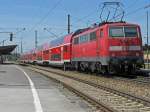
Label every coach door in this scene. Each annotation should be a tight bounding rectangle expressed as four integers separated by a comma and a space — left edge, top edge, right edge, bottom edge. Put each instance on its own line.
63, 45, 71, 62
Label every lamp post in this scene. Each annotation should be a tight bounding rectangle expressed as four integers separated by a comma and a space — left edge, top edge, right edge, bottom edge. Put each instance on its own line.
15, 28, 26, 54
0, 39, 7, 46
21, 37, 23, 53
144, 5, 150, 69
35, 30, 38, 48
146, 11, 149, 69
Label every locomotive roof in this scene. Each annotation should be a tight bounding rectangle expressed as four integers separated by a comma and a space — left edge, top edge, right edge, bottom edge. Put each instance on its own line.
73, 22, 114, 36
107, 21, 139, 26
73, 21, 139, 37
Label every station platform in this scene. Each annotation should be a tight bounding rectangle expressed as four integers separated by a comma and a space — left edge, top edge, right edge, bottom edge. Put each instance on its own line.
0, 64, 91, 112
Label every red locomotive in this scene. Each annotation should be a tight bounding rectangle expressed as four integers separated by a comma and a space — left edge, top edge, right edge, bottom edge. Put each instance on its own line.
20, 22, 144, 74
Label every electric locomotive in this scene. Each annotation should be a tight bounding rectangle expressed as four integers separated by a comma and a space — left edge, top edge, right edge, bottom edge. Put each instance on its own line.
71, 22, 144, 74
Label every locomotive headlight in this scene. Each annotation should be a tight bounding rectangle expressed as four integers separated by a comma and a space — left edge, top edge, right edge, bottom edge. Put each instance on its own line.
136, 52, 140, 56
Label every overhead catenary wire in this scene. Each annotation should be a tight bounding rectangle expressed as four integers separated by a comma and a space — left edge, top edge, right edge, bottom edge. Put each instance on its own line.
125, 0, 139, 9
23, 1, 150, 53
60, 0, 102, 29
28, 0, 63, 32
109, 4, 150, 21
73, 1, 148, 27
21, 0, 63, 50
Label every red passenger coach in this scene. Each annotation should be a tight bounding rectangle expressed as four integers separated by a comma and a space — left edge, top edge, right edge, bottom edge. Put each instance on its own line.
20, 53, 29, 63
36, 46, 43, 64
25, 52, 32, 63
42, 43, 50, 65
31, 49, 37, 63
42, 49, 50, 64
43, 34, 72, 67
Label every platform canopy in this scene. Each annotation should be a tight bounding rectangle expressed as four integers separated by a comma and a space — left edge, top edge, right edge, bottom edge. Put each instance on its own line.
0, 45, 17, 55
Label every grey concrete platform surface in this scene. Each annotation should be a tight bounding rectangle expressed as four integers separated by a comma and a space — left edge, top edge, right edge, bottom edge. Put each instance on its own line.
0, 64, 92, 112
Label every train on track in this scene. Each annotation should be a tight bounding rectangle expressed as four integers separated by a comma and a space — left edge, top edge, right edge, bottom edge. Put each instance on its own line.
20, 21, 144, 75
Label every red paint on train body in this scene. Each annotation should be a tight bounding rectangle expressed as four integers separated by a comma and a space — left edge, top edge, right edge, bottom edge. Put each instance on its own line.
20, 22, 144, 74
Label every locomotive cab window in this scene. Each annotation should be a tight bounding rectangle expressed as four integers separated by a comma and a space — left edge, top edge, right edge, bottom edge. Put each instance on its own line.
124, 27, 137, 37
109, 27, 124, 37
109, 26, 138, 38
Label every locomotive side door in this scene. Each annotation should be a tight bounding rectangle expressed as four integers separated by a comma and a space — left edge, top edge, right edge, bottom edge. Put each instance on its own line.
96, 28, 104, 57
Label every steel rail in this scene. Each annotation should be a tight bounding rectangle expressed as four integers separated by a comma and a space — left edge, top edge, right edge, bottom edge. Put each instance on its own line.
18, 63, 150, 111
28, 65, 117, 112
29, 65, 150, 106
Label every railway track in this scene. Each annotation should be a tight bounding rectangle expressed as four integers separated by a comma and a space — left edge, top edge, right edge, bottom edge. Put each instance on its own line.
21, 64, 150, 112
114, 76, 150, 85
131, 76, 150, 84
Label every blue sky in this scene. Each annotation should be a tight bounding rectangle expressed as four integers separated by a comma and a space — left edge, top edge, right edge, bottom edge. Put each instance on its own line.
0, 0, 149, 52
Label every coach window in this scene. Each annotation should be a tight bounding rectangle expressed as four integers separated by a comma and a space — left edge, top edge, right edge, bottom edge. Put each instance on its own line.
46, 50, 49, 54
33, 53, 36, 56
73, 37, 79, 44
90, 32, 96, 41
44, 50, 49, 54
51, 54, 61, 60
37, 57, 42, 60
100, 29, 103, 37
